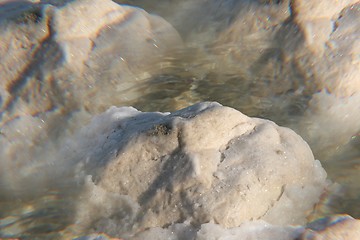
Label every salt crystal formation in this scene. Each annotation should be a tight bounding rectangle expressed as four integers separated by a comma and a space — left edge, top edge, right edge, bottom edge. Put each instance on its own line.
0, 0, 182, 122
206, 0, 360, 98
0, 0, 181, 193
156, 0, 360, 162
1, 0, 360, 239
292, 0, 360, 97
74, 102, 327, 235
291, 1, 360, 159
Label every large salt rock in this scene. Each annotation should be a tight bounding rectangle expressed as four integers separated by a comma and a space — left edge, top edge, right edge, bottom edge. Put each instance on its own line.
52, 0, 181, 76
0, 0, 182, 192
200, 1, 360, 158
317, 3, 360, 97
74, 102, 327, 235
0, 0, 182, 123
206, 0, 359, 99
291, 0, 358, 54
292, 1, 360, 97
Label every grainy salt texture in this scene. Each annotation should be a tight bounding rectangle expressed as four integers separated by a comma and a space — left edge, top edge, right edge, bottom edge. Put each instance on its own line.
0, 0, 181, 198
69, 102, 327, 236
0, 0, 182, 124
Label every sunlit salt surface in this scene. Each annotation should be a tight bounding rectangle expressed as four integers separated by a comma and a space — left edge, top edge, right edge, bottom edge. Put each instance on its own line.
0, 0, 360, 239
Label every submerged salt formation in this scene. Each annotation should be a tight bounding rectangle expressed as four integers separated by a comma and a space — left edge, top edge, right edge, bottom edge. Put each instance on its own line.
72, 102, 327, 236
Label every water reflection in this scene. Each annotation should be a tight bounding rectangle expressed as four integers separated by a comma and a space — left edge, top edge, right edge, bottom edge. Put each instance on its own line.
0, 192, 74, 239
130, 45, 312, 126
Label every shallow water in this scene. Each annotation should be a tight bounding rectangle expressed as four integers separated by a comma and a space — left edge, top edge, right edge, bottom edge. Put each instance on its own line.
119, 45, 360, 219
0, 0, 360, 239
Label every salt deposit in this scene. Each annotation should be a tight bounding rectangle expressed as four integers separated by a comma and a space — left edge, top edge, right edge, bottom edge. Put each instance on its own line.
1, 0, 360, 239
0, 0, 181, 195
131, 0, 360, 171
71, 102, 327, 236
0, 0, 182, 124
292, 1, 360, 97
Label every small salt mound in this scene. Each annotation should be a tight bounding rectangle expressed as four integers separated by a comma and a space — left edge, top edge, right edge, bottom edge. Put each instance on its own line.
73, 102, 327, 236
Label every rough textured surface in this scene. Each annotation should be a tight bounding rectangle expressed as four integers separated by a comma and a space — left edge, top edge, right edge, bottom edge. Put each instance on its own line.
210, 1, 360, 98
0, 0, 182, 124
0, 1, 359, 239
0, 0, 182, 193
73, 102, 327, 235
291, 0, 358, 51
292, 1, 360, 97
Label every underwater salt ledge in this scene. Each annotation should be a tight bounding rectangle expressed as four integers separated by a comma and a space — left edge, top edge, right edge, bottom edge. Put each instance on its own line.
70, 102, 327, 238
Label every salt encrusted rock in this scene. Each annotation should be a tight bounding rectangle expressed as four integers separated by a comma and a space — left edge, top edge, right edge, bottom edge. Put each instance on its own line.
75, 102, 327, 234
52, 0, 182, 74
207, 0, 360, 99
317, 3, 360, 97
0, 0, 182, 203
291, 1, 360, 97
291, 0, 358, 53
0, 0, 182, 123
